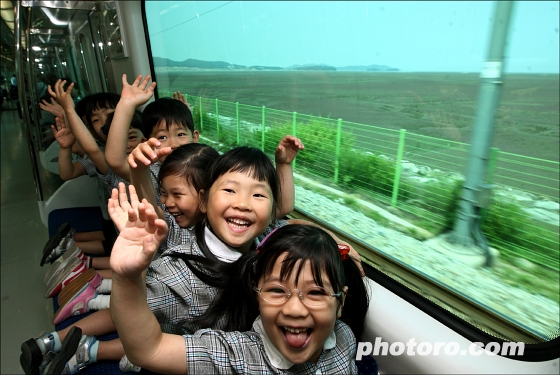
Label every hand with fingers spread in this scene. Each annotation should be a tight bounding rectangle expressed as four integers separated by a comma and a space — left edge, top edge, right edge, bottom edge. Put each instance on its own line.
127, 138, 172, 169
110, 199, 168, 279
120, 74, 157, 107
48, 79, 75, 112
172, 91, 190, 110
39, 98, 65, 118
275, 135, 305, 165
109, 182, 142, 232
51, 116, 76, 149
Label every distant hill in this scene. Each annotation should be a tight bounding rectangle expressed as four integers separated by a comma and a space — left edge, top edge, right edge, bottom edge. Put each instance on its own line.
248, 65, 284, 70
153, 57, 245, 69
287, 63, 337, 71
153, 58, 398, 72
338, 64, 399, 72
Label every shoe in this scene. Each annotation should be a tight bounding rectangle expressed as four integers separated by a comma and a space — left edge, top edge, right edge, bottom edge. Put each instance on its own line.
41, 223, 71, 266
119, 355, 141, 373
20, 332, 55, 375
57, 271, 101, 310
44, 262, 88, 299
44, 334, 97, 375
53, 276, 99, 324
20, 327, 81, 375
43, 247, 84, 285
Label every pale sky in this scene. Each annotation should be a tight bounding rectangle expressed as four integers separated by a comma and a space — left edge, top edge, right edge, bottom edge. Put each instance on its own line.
145, 1, 559, 73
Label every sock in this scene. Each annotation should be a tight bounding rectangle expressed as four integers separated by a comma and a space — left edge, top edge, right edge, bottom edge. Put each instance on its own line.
35, 331, 62, 353
64, 237, 75, 250
88, 339, 99, 363
87, 295, 111, 311
96, 279, 112, 293
80, 255, 92, 269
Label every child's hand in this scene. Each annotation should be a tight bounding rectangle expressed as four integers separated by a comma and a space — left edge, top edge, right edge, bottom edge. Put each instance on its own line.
120, 74, 156, 107
127, 138, 172, 169
51, 116, 75, 149
173, 91, 190, 110
109, 182, 142, 231
275, 135, 305, 165
110, 198, 168, 279
39, 98, 65, 118
48, 80, 75, 112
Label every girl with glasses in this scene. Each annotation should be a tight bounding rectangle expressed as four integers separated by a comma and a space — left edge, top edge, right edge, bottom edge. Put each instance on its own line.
106, 210, 369, 374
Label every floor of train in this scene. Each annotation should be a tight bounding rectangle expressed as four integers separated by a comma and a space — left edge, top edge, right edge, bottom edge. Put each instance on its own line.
1, 103, 62, 374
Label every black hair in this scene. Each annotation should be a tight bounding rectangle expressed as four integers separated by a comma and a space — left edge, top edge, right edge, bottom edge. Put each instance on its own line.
101, 110, 144, 138
141, 98, 195, 138
158, 144, 220, 224
195, 146, 279, 260
166, 146, 280, 288
84, 92, 120, 128
193, 224, 370, 341
75, 95, 92, 120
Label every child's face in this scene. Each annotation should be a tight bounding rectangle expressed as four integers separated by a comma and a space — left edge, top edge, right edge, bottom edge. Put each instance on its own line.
90, 107, 114, 141
256, 253, 342, 364
160, 175, 200, 228
201, 170, 273, 252
127, 128, 145, 154
150, 120, 199, 161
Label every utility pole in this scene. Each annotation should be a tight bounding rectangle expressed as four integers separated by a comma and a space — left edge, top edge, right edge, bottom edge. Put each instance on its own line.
447, 1, 515, 267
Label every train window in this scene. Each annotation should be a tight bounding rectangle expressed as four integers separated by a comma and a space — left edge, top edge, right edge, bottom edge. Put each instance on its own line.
143, 1, 559, 345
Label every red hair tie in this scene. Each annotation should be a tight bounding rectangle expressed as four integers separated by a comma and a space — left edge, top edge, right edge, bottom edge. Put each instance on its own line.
338, 244, 350, 260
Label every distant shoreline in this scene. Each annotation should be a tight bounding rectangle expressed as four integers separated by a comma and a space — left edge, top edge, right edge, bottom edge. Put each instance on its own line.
154, 67, 558, 75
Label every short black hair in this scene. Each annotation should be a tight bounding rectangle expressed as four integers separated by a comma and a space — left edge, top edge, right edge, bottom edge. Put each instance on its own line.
101, 110, 144, 138
84, 93, 120, 128
141, 98, 195, 138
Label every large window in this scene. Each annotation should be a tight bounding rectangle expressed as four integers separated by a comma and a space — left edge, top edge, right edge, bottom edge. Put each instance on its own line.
145, 1, 559, 343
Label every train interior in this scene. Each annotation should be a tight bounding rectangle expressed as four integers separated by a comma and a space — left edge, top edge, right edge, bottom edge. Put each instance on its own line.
1, 1, 559, 374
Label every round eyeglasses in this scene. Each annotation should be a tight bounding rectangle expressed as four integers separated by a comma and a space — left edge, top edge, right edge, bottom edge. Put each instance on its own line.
253, 283, 342, 307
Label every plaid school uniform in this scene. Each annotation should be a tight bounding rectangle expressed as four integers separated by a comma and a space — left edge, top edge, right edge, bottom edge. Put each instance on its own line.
184, 318, 358, 375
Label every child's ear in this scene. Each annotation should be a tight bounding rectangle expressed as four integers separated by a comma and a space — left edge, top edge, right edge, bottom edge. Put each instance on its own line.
198, 190, 206, 213
337, 286, 349, 318
192, 130, 200, 143
141, 137, 147, 143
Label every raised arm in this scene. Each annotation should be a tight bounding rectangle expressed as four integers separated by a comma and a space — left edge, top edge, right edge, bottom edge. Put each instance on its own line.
172, 91, 191, 110
108, 182, 141, 232
105, 74, 156, 181
127, 138, 172, 219
274, 135, 305, 218
49, 80, 108, 175
109, 201, 186, 374
51, 116, 87, 180
39, 97, 65, 118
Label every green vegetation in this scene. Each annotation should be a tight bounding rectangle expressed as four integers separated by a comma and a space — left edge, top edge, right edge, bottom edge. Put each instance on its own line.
190, 99, 558, 273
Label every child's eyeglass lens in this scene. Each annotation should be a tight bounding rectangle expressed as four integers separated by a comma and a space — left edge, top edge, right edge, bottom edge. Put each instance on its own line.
253, 283, 341, 307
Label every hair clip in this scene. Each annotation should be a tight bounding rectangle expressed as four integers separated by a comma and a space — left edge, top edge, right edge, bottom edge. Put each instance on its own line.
256, 227, 281, 253
338, 244, 350, 260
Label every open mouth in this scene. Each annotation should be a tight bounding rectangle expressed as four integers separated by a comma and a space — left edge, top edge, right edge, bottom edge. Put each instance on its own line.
170, 212, 184, 221
281, 326, 312, 348
226, 217, 251, 230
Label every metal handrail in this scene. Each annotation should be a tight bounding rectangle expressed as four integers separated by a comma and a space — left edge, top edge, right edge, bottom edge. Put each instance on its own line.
15, 1, 44, 201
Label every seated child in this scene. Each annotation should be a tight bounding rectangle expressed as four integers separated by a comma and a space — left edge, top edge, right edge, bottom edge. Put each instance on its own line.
102, 212, 369, 374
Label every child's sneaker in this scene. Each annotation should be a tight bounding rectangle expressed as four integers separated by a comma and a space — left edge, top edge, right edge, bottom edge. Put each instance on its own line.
57, 271, 101, 312
20, 327, 82, 375
53, 274, 100, 324
43, 247, 85, 285
44, 262, 89, 299
41, 223, 71, 266
44, 334, 97, 375
119, 355, 141, 373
